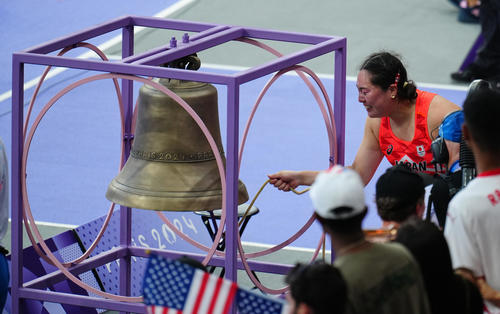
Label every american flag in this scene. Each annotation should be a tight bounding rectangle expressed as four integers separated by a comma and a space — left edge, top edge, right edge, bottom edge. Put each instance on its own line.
142, 255, 289, 314
143, 255, 237, 314
236, 288, 289, 314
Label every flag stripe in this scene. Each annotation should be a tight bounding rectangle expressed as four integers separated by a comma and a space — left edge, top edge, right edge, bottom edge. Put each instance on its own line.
222, 283, 238, 314
208, 277, 224, 313
192, 271, 210, 314
213, 278, 236, 314
146, 306, 182, 314
183, 270, 204, 314
198, 273, 218, 313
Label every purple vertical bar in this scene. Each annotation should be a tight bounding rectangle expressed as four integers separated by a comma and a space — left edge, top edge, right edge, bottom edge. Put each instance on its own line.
225, 81, 239, 314
119, 24, 134, 306
332, 41, 347, 263
333, 42, 346, 166
11, 56, 24, 314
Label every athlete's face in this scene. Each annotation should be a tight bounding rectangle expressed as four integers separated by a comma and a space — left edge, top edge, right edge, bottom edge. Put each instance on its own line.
357, 70, 393, 118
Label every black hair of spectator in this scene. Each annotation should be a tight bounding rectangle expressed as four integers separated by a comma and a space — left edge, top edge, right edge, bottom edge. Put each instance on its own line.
360, 51, 417, 101
177, 256, 207, 272
315, 208, 367, 235
375, 165, 425, 222
285, 261, 347, 314
463, 80, 500, 154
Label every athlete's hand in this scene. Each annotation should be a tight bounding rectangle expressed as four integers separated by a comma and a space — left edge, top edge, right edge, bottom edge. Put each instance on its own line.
267, 171, 303, 192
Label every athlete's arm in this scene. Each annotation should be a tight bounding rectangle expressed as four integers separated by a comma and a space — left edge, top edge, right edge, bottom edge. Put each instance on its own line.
351, 117, 384, 185
269, 118, 383, 190
428, 95, 462, 168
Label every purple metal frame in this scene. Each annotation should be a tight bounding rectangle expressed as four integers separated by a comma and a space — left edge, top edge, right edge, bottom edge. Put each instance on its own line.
11, 15, 346, 313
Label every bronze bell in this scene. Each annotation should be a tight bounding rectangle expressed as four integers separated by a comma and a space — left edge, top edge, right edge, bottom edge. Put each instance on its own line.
106, 60, 249, 211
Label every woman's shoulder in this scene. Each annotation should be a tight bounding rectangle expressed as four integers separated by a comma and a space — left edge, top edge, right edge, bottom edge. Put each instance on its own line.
366, 117, 382, 137
427, 94, 461, 135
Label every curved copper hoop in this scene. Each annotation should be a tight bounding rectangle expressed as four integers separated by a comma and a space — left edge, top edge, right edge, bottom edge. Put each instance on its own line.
22, 73, 227, 302
21, 39, 339, 298
154, 64, 334, 261
22, 43, 123, 267
151, 39, 338, 294
235, 64, 334, 293
234, 39, 337, 293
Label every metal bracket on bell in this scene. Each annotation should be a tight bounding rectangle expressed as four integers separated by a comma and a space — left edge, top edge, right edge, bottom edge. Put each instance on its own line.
167, 54, 201, 71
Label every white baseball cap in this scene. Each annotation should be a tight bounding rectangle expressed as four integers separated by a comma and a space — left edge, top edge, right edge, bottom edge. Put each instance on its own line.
309, 165, 366, 219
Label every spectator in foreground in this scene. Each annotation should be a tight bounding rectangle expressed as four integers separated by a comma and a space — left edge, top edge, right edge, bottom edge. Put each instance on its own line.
444, 79, 500, 313
309, 165, 430, 314
396, 219, 484, 314
285, 261, 347, 314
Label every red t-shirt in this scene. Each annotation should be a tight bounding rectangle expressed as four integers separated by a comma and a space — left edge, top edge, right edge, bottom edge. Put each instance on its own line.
379, 90, 446, 175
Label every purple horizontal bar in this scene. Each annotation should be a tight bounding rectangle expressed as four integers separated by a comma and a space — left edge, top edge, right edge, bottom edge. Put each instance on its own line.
128, 247, 293, 275
236, 37, 346, 84
19, 288, 146, 313
14, 52, 234, 84
190, 25, 232, 41
122, 25, 231, 64
121, 46, 170, 64
134, 27, 245, 66
24, 247, 126, 290
130, 16, 218, 31
24, 16, 131, 54
243, 28, 335, 45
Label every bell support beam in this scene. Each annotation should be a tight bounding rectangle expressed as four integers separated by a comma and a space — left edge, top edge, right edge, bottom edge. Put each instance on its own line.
122, 25, 232, 64
23, 16, 133, 55
334, 45, 347, 167
12, 52, 235, 85
11, 16, 346, 313
130, 15, 219, 31
242, 28, 336, 45
235, 37, 346, 85
11, 55, 24, 314
225, 80, 240, 287
119, 23, 135, 305
23, 16, 220, 55
131, 27, 246, 66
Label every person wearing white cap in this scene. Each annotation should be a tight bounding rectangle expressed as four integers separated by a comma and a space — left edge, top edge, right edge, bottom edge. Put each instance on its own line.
310, 165, 430, 314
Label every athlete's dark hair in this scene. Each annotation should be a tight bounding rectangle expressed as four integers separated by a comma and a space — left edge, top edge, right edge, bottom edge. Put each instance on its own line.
286, 261, 347, 314
360, 51, 417, 101
463, 80, 500, 154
